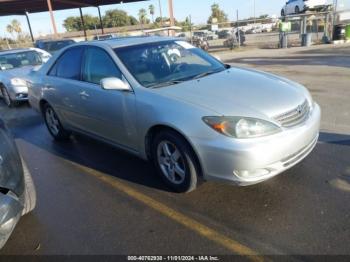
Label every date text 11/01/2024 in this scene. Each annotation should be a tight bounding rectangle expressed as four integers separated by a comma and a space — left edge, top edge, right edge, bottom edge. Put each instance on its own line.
127, 256, 220, 261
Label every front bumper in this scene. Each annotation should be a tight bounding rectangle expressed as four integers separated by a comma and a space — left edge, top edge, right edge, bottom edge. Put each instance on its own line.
191, 103, 321, 186
8, 85, 29, 102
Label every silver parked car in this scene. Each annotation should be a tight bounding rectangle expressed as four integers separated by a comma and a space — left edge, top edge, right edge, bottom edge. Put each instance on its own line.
0, 118, 36, 248
0, 48, 47, 107
28, 37, 321, 192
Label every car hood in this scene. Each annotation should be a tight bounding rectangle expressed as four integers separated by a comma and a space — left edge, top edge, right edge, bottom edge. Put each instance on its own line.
0, 66, 38, 80
157, 67, 311, 120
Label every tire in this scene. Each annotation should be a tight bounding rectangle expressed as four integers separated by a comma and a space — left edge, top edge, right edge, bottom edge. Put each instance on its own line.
151, 130, 200, 193
281, 9, 285, 17
1, 86, 14, 107
43, 103, 71, 141
21, 159, 36, 215
295, 6, 300, 14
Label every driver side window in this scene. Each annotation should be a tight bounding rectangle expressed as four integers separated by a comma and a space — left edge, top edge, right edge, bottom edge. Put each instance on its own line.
82, 47, 122, 85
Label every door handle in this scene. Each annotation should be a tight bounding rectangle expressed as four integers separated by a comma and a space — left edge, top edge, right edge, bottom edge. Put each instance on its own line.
79, 91, 90, 98
44, 84, 53, 90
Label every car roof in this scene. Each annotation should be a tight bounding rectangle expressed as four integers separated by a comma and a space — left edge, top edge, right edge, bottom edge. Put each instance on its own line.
0, 48, 34, 55
37, 39, 74, 43
79, 36, 179, 49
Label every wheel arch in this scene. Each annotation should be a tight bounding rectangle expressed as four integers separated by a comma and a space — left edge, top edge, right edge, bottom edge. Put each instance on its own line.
39, 99, 49, 115
145, 124, 204, 178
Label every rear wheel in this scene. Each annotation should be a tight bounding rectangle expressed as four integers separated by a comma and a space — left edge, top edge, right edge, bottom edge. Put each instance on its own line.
43, 104, 71, 141
151, 130, 199, 193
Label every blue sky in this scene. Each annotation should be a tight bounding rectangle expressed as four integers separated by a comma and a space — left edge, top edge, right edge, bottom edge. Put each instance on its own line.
0, 0, 296, 37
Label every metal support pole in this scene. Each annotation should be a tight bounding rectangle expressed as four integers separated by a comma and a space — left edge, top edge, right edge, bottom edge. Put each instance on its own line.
189, 15, 193, 44
303, 16, 307, 34
47, 0, 58, 38
332, 0, 338, 40
79, 8, 87, 41
158, 0, 163, 27
253, 0, 256, 25
97, 6, 104, 35
168, 0, 175, 36
25, 11, 34, 43
237, 10, 240, 47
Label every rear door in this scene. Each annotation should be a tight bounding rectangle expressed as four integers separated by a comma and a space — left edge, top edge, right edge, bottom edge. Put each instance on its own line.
44, 46, 87, 130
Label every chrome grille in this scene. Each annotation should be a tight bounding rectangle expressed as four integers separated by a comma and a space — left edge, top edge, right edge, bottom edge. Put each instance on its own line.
274, 100, 310, 128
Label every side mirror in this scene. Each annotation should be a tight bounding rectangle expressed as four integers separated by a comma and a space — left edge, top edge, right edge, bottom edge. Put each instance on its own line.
101, 77, 131, 91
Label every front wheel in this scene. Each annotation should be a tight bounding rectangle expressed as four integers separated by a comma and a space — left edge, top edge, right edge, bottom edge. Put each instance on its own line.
295, 6, 300, 14
281, 9, 285, 17
1, 86, 14, 107
43, 104, 71, 141
21, 159, 36, 215
151, 131, 200, 193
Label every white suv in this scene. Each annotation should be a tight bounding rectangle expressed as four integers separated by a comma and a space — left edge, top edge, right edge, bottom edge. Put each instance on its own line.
281, 0, 327, 16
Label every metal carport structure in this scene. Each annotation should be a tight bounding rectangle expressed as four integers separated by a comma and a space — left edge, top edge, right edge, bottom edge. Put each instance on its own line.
0, 0, 150, 42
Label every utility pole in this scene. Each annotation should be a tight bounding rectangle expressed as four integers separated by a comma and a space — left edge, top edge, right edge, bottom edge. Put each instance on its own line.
158, 0, 163, 27
47, 0, 58, 38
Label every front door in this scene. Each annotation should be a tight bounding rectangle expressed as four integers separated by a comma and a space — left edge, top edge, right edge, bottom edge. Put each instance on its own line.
77, 46, 137, 150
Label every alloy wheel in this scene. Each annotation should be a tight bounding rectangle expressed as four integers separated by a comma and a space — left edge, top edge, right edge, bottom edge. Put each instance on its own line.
157, 140, 186, 185
45, 107, 60, 136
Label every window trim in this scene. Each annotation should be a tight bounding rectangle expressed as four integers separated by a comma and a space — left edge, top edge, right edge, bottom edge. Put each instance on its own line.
81, 46, 123, 86
47, 46, 85, 81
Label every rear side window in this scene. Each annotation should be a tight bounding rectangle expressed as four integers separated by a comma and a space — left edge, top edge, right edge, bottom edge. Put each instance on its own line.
49, 47, 83, 80
82, 47, 122, 85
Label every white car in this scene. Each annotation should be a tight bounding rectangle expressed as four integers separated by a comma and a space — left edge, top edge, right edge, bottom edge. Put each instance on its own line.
281, 0, 327, 16
30, 48, 52, 63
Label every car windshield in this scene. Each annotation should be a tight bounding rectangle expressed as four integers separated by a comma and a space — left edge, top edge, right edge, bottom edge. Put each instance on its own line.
114, 41, 226, 88
0, 51, 42, 70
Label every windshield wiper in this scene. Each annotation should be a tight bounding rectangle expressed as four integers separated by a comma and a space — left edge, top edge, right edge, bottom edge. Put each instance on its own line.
192, 68, 226, 80
149, 80, 184, 89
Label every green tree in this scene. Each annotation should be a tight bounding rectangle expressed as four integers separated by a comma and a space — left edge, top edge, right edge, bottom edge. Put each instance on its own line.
138, 8, 148, 25
63, 15, 100, 31
149, 4, 155, 23
103, 9, 137, 28
207, 3, 228, 24
129, 16, 139, 25
177, 17, 192, 32
259, 14, 269, 19
155, 17, 168, 23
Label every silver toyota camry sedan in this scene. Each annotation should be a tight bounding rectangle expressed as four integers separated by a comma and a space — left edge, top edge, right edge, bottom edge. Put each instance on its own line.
28, 37, 321, 192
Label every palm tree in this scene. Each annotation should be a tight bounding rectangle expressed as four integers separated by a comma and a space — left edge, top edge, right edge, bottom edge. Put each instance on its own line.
149, 4, 155, 23
6, 19, 22, 39
138, 8, 147, 26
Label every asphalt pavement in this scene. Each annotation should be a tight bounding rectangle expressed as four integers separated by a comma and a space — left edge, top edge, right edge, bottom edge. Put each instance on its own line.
0, 44, 349, 257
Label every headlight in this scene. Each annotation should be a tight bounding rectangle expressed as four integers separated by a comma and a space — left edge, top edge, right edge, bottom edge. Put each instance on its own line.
203, 116, 281, 139
10, 78, 27, 86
